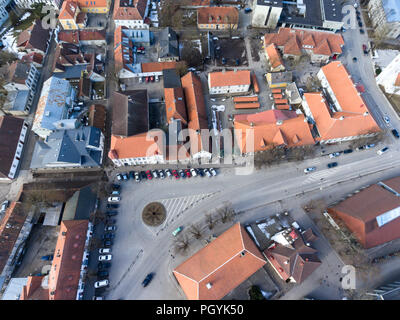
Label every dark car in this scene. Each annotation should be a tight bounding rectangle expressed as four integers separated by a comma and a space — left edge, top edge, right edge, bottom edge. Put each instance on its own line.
98, 262, 111, 269
362, 44, 368, 54
327, 162, 338, 168
97, 270, 109, 278
129, 171, 135, 179
352, 57, 357, 62
106, 211, 118, 216
244, 7, 252, 13
197, 168, 205, 177
142, 273, 154, 287
103, 239, 113, 247
358, 21, 363, 27
360, 29, 365, 34
140, 171, 147, 180
179, 169, 186, 178
392, 129, 400, 139
102, 233, 115, 240
41, 254, 54, 261
106, 203, 119, 209
343, 149, 353, 154
105, 219, 116, 225
112, 184, 121, 191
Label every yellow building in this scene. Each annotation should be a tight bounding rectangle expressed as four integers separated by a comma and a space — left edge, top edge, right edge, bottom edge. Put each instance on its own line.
59, 1, 81, 30
197, 7, 238, 30
266, 72, 293, 88
76, 0, 111, 13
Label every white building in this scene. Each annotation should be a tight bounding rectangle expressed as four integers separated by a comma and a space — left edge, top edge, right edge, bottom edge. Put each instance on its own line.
113, 0, 149, 29
208, 70, 251, 95
252, 0, 283, 29
368, 0, 400, 39
12, 0, 62, 9
376, 53, 400, 95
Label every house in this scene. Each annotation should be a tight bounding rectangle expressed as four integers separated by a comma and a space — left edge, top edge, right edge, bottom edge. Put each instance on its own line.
59, 0, 87, 30
20, 220, 93, 300
30, 126, 104, 169
234, 109, 315, 154
173, 223, 266, 300
180, 0, 210, 8
376, 53, 400, 95
302, 62, 381, 144
32, 77, 76, 139
88, 104, 106, 133
368, 0, 400, 39
264, 227, 321, 283
208, 70, 251, 95
20, 52, 44, 68
0, 116, 29, 180
285, 82, 302, 105
165, 87, 187, 126
265, 44, 285, 72
57, 30, 106, 46
197, 7, 239, 30
113, 0, 149, 29
266, 71, 293, 88
252, 0, 283, 29
264, 28, 344, 63
17, 19, 51, 56
108, 90, 165, 166
1, 278, 29, 300
0, 0, 10, 30
328, 176, 400, 248
158, 27, 179, 62
73, 0, 111, 13
13, 0, 62, 9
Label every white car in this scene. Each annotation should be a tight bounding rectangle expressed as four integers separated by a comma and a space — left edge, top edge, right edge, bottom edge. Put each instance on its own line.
108, 196, 120, 203
209, 168, 217, 176
329, 152, 340, 158
377, 147, 389, 155
165, 169, 172, 177
104, 225, 117, 232
98, 254, 112, 261
99, 248, 111, 254
210, 98, 216, 102
204, 169, 212, 177
94, 279, 109, 288
384, 116, 390, 124
190, 168, 197, 177
304, 167, 316, 173
0, 200, 9, 213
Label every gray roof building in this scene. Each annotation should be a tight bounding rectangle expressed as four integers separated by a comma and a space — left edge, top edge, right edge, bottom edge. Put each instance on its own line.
62, 185, 97, 221
31, 126, 104, 169
158, 27, 179, 61
163, 68, 181, 88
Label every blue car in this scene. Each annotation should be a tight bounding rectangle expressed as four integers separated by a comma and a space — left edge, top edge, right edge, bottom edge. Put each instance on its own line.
41, 255, 54, 261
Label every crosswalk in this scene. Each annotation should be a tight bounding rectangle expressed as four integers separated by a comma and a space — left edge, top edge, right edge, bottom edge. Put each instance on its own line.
146, 192, 219, 236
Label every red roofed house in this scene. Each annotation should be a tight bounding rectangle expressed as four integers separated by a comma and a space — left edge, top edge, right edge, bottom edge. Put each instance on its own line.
208, 70, 251, 95
265, 44, 285, 72
264, 28, 344, 64
234, 109, 315, 154
302, 61, 381, 144
164, 87, 187, 126
173, 223, 266, 300
328, 176, 400, 249
113, 0, 149, 29
59, 0, 87, 30
74, 0, 111, 13
264, 227, 321, 283
197, 6, 239, 30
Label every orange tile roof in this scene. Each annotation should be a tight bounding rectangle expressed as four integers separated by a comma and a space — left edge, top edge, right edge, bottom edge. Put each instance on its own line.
275, 104, 290, 110
190, 0, 210, 6
59, 0, 78, 20
48, 220, 89, 300
252, 72, 260, 93
113, 0, 147, 21
264, 28, 344, 57
20, 276, 49, 300
173, 223, 265, 300
235, 102, 260, 109
209, 70, 251, 88
141, 61, 183, 73
165, 87, 188, 125
395, 73, 400, 87
272, 89, 282, 93
273, 94, 283, 99
275, 98, 288, 104
197, 7, 239, 25
75, 0, 109, 8
233, 96, 259, 103
234, 110, 315, 153
109, 130, 165, 160
265, 44, 284, 69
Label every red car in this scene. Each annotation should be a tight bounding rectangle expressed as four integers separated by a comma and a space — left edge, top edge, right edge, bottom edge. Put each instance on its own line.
145, 76, 149, 83
184, 169, 191, 178
172, 169, 179, 179
150, 76, 154, 82
145, 170, 153, 180
138, 46, 145, 51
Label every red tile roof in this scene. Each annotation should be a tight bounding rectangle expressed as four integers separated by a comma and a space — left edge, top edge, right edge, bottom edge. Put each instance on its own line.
209, 70, 251, 88
58, 30, 79, 44
20, 276, 49, 300
79, 29, 106, 41
265, 44, 285, 69
165, 87, 188, 125
59, 0, 78, 20
173, 223, 265, 300
233, 96, 259, 103
197, 7, 239, 25
235, 102, 260, 109
113, 0, 147, 21
252, 72, 260, 93
141, 61, 184, 73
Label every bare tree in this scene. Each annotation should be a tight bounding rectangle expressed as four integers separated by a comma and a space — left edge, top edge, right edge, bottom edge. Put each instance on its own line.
189, 224, 203, 239
205, 212, 216, 230
217, 201, 235, 224
173, 235, 190, 254
88, 238, 102, 251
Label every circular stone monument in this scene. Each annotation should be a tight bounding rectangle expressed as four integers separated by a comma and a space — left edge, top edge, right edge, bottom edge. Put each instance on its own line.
142, 202, 166, 227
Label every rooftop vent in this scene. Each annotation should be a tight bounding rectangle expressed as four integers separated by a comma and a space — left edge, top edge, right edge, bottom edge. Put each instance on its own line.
276, 120, 283, 125
240, 251, 246, 257
206, 283, 212, 289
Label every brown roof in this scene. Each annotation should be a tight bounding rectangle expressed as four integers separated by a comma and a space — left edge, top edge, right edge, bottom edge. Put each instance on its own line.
20, 276, 49, 300
328, 177, 400, 248
113, 0, 147, 21
165, 87, 188, 125
141, 61, 184, 73
189, 0, 210, 6
48, 220, 89, 300
209, 70, 251, 88
59, 0, 78, 20
20, 52, 44, 65
0, 202, 28, 273
234, 102, 260, 109
79, 29, 106, 41
57, 30, 79, 44
88, 104, 106, 132
265, 44, 285, 69
0, 116, 25, 179
197, 7, 239, 25
17, 20, 50, 54
173, 223, 265, 300
233, 96, 259, 103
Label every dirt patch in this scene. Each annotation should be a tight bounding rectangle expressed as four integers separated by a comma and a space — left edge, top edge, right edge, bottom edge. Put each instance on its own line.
214, 38, 248, 67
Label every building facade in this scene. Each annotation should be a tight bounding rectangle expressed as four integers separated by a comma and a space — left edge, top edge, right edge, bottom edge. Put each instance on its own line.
368, 0, 400, 39
376, 53, 400, 95
208, 70, 251, 95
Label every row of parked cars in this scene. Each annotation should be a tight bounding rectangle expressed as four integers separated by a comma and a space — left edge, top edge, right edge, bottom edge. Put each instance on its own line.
116, 168, 218, 182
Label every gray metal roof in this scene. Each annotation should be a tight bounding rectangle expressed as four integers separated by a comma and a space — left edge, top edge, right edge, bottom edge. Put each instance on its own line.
257, 0, 283, 7
159, 27, 179, 59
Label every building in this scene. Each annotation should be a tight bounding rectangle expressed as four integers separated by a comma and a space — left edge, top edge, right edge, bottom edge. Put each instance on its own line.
264, 227, 321, 283
208, 70, 251, 95
180, 0, 210, 8
0, 0, 10, 29
0, 116, 29, 180
73, 0, 111, 13
234, 109, 315, 154
265, 44, 285, 72
302, 61, 380, 144
264, 28, 344, 64
1, 278, 28, 300
113, 0, 149, 29
266, 71, 293, 88
20, 220, 93, 300
376, 53, 400, 95
30, 126, 104, 169
12, 0, 62, 9
253, 0, 343, 31
88, 104, 106, 133
158, 27, 179, 62
17, 19, 51, 56
59, 0, 87, 30
165, 87, 187, 126
368, 0, 400, 39
57, 30, 106, 46
108, 90, 164, 166
173, 223, 266, 300
328, 176, 400, 248
32, 77, 76, 139
285, 82, 302, 105
197, 7, 239, 30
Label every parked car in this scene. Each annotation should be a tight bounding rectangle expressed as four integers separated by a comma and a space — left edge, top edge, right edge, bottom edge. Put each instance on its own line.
99, 248, 111, 254
134, 172, 141, 182
352, 57, 357, 62
97, 270, 109, 278
392, 129, 400, 139
150, 76, 154, 82
244, 7, 252, 13
105, 219, 116, 225
145, 76, 149, 83
384, 116, 390, 124
152, 170, 159, 179
0, 200, 9, 214
197, 168, 205, 177
106, 202, 118, 209
172, 226, 183, 236
190, 168, 197, 177
108, 196, 120, 203
365, 144, 375, 149
356, 146, 364, 151
103, 239, 113, 247
116, 173, 123, 181
94, 279, 109, 288
165, 169, 172, 177
122, 172, 129, 180
178, 169, 186, 178
41, 254, 54, 261
104, 225, 117, 232
304, 167, 316, 174
184, 169, 191, 178
362, 44, 368, 54
98, 255, 112, 261
146, 170, 153, 180
111, 190, 120, 196
158, 170, 165, 179
129, 171, 135, 179
142, 273, 154, 287
92, 296, 104, 300
106, 211, 118, 216
102, 233, 115, 240
360, 29, 365, 34
98, 262, 111, 269
209, 168, 217, 176
343, 149, 353, 154
172, 169, 180, 179
377, 147, 389, 155
327, 162, 338, 168
140, 171, 147, 180
204, 168, 212, 177
329, 152, 340, 158
112, 184, 120, 191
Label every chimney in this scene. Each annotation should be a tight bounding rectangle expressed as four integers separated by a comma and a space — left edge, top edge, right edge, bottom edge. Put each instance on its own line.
363, 111, 369, 116
339, 116, 344, 120
276, 120, 283, 125
284, 260, 289, 264
206, 283, 212, 289
240, 251, 246, 257
250, 122, 254, 127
